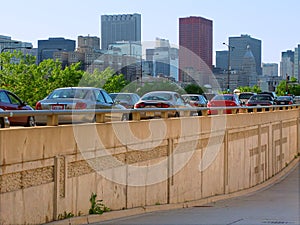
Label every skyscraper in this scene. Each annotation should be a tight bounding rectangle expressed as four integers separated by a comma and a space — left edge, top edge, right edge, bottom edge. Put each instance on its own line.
229, 34, 262, 75
179, 16, 213, 84
280, 50, 294, 79
294, 44, 300, 81
101, 13, 141, 51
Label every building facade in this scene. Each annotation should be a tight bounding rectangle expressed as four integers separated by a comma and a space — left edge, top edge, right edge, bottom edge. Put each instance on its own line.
216, 50, 228, 71
294, 44, 300, 81
280, 50, 294, 79
262, 63, 278, 77
229, 34, 262, 76
37, 38, 76, 63
179, 16, 213, 84
145, 38, 179, 81
101, 13, 141, 50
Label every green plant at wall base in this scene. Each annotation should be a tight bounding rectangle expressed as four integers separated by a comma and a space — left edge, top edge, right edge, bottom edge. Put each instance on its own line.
57, 211, 74, 220
89, 193, 110, 215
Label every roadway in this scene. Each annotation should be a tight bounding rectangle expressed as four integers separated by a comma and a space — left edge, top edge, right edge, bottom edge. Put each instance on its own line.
90, 163, 299, 225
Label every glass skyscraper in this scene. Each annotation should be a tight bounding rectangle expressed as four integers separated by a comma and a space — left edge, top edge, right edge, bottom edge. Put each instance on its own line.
229, 34, 262, 75
101, 13, 141, 51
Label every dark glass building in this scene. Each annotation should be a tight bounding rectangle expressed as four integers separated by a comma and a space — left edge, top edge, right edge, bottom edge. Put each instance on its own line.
179, 16, 213, 83
101, 13, 141, 50
229, 34, 262, 75
38, 38, 75, 63
216, 50, 229, 71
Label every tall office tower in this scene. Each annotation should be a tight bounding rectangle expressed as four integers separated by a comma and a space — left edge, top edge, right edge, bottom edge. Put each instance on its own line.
38, 37, 75, 63
229, 34, 262, 75
179, 16, 213, 84
280, 50, 294, 79
101, 13, 141, 51
262, 63, 278, 76
294, 44, 300, 81
216, 50, 229, 71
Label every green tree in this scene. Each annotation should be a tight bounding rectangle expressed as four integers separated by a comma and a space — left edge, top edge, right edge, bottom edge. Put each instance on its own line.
184, 83, 206, 94
79, 67, 115, 87
103, 74, 129, 93
0, 51, 83, 107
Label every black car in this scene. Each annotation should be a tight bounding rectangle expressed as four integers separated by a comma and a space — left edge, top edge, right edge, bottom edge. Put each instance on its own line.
275, 96, 294, 105
246, 94, 275, 107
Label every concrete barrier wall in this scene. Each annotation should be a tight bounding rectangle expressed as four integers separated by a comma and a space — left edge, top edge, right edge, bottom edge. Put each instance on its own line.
0, 109, 299, 224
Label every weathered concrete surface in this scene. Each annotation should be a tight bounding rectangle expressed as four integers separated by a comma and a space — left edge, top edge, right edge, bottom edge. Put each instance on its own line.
90, 162, 300, 225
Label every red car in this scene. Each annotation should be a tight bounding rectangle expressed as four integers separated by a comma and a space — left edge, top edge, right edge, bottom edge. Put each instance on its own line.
207, 94, 241, 115
0, 89, 35, 126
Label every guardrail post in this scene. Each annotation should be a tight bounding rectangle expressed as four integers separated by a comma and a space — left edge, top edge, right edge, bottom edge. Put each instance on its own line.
132, 112, 141, 121
95, 113, 105, 123
47, 115, 59, 126
184, 111, 190, 117
161, 111, 168, 119
201, 110, 208, 116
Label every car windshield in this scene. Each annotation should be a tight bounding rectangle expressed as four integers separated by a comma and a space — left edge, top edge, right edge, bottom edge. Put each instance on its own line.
48, 89, 91, 99
213, 95, 234, 101
277, 96, 291, 101
186, 96, 199, 101
239, 93, 253, 99
142, 93, 172, 101
114, 94, 131, 101
251, 95, 271, 101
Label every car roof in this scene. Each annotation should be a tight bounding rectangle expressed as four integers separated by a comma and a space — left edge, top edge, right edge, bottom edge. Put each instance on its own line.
53, 87, 104, 91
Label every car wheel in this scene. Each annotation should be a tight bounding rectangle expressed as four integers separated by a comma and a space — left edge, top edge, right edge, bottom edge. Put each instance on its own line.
26, 116, 36, 127
175, 112, 180, 117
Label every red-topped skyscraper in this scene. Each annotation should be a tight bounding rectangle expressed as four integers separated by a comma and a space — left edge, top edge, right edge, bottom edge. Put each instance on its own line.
179, 16, 213, 84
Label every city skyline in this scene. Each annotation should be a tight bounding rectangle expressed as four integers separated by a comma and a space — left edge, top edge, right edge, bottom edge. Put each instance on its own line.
1, 0, 299, 65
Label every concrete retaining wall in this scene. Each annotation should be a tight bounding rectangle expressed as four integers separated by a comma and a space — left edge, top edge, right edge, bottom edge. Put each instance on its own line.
0, 109, 299, 224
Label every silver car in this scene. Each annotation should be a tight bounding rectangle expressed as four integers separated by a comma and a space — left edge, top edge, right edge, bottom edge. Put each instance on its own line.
35, 87, 127, 124
134, 91, 196, 119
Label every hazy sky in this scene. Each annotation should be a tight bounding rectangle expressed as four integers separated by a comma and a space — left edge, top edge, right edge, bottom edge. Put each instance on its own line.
1, 0, 299, 64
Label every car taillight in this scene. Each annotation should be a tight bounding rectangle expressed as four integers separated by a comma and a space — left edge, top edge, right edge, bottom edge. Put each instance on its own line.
289, 101, 293, 105
227, 101, 236, 106
134, 102, 145, 108
156, 103, 170, 108
75, 102, 87, 109
207, 102, 211, 107
35, 102, 42, 110
246, 103, 252, 106
193, 102, 199, 107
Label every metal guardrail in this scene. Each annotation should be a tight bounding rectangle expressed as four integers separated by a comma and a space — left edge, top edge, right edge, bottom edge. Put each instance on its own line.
0, 104, 299, 128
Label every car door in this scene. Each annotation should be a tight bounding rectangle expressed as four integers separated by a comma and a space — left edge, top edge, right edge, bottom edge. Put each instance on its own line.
0, 91, 27, 124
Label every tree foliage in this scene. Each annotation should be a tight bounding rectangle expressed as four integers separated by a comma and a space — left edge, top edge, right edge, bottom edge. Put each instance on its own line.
276, 78, 300, 96
183, 83, 206, 94
237, 85, 261, 93
0, 52, 130, 107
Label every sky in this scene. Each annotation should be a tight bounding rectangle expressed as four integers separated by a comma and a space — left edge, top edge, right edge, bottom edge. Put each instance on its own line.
1, 0, 299, 65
